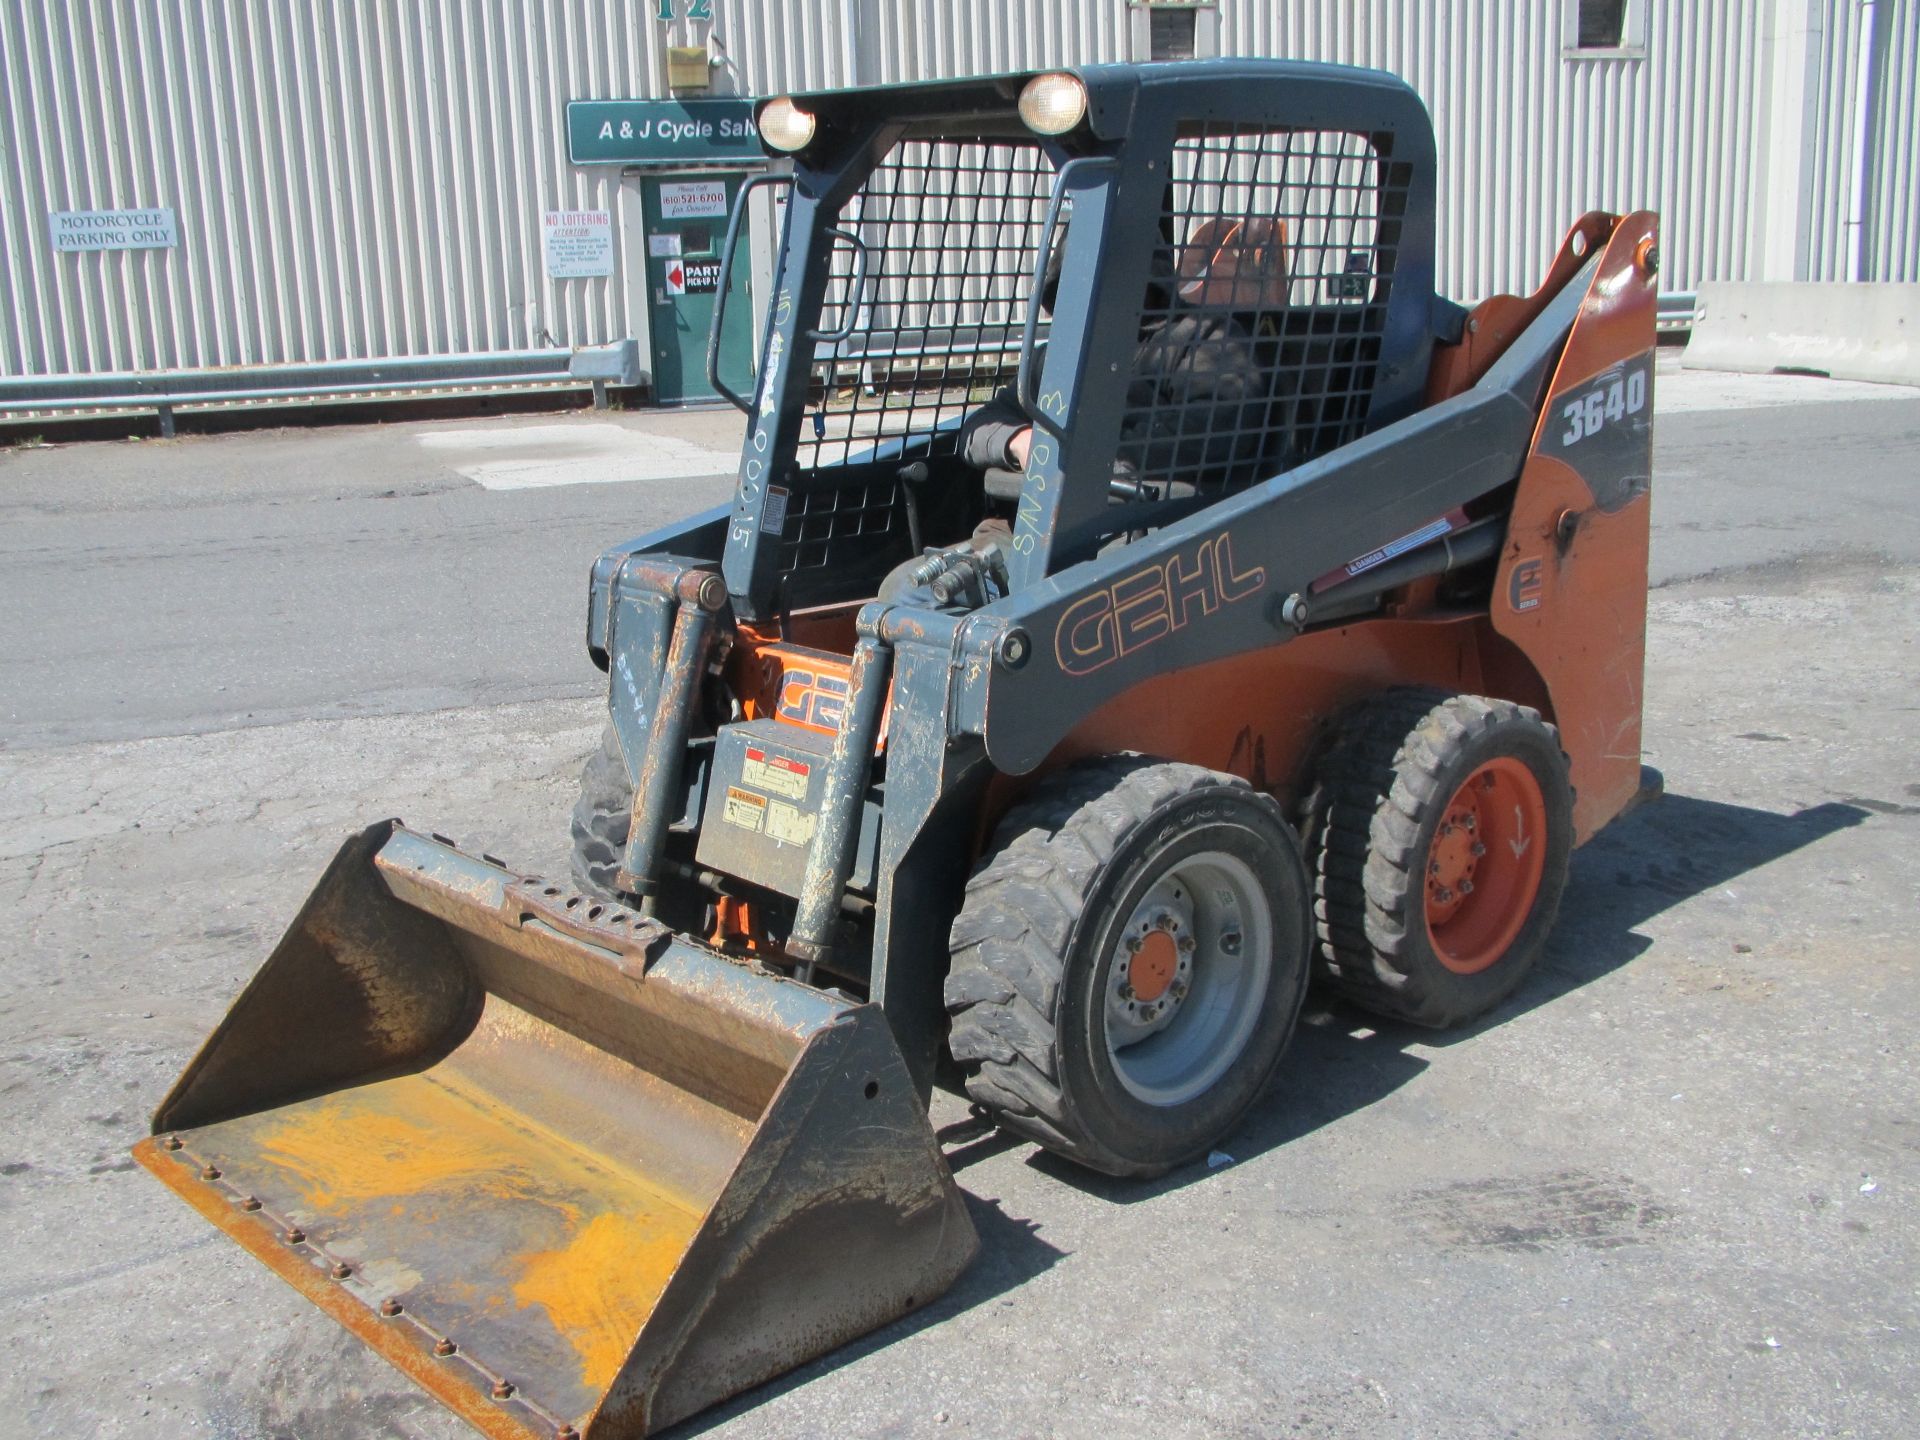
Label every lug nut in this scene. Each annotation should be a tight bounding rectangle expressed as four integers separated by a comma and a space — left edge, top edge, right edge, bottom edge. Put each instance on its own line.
435, 1339, 458, 1357
1459, 880, 1474, 895
331, 1263, 352, 1280
240, 1196, 261, 1212
491, 1381, 516, 1400
380, 1299, 404, 1317
1471, 842, 1486, 857
284, 1228, 306, 1245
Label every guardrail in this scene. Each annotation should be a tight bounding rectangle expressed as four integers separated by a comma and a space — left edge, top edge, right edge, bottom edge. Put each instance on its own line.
1656, 291, 1700, 335
2, 295, 1700, 439
0, 343, 643, 434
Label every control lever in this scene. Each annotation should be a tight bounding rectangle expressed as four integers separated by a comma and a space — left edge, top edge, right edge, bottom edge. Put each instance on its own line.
897, 461, 932, 555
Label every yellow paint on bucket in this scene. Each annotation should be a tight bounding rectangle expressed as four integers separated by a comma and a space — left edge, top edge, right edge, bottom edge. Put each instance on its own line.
256, 1085, 526, 1212
514, 1209, 702, 1392
245, 1065, 713, 1398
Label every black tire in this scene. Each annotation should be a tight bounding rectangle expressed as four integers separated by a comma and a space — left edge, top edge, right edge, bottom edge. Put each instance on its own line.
945, 756, 1312, 1178
570, 723, 633, 902
1300, 689, 1573, 1028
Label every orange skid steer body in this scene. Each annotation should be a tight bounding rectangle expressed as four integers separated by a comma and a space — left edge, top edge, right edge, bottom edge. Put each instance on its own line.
136, 60, 1659, 1440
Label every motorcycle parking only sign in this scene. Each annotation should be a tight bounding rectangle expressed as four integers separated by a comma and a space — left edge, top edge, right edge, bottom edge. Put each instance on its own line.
49, 207, 177, 252
542, 209, 613, 278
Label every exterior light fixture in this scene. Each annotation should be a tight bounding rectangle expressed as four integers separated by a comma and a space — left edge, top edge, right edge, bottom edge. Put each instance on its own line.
758, 96, 816, 152
1018, 72, 1089, 135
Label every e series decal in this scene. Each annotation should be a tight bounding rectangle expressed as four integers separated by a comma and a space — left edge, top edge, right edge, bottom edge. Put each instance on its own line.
1508, 557, 1545, 613
1053, 531, 1266, 676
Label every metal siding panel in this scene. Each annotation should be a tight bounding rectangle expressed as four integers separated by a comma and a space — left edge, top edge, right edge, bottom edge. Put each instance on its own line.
1807, 0, 1855, 280
3, 2, 1909, 384
1811, 0, 1920, 284
1870, 0, 1918, 280
1217, 0, 1771, 298
867, 0, 1124, 83
0, 0, 676, 377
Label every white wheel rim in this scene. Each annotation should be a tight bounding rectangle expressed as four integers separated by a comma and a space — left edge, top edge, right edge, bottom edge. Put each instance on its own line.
1103, 849, 1273, 1107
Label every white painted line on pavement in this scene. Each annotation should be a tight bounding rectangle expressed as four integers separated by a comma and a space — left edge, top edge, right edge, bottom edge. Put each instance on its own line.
416, 423, 737, 490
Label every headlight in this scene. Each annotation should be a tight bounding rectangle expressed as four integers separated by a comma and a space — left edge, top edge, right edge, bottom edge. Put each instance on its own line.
1018, 72, 1088, 135
758, 96, 816, 152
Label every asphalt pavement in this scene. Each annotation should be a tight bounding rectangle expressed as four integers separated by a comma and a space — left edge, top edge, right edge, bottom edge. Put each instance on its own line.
1, 358, 1916, 1439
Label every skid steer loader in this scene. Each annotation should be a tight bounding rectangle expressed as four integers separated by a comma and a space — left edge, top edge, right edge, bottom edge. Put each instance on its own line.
136, 60, 1658, 1439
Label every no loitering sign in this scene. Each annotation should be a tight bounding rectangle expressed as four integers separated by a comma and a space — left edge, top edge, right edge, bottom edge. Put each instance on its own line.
542, 209, 614, 278
50, 207, 178, 252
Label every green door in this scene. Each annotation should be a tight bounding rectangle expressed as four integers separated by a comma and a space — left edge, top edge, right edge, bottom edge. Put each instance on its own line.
640, 173, 755, 404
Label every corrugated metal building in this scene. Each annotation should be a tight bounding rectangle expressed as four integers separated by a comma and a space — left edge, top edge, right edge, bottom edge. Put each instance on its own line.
1, 0, 1914, 411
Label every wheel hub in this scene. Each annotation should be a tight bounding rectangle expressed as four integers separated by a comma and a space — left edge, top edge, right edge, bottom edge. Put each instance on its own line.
1425, 802, 1483, 919
1113, 906, 1193, 1034
1103, 852, 1274, 1109
1128, 928, 1180, 1002
1423, 757, 1548, 975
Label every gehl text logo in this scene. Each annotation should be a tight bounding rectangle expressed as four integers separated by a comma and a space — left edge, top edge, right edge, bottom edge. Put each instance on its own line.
1053, 532, 1265, 676
776, 664, 850, 733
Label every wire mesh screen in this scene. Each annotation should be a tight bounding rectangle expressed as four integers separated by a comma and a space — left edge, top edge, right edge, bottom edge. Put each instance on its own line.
775, 140, 1057, 577
796, 140, 1056, 467
1114, 125, 1402, 502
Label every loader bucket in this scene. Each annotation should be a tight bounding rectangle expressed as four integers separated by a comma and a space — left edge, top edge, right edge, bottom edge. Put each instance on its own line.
134, 822, 977, 1439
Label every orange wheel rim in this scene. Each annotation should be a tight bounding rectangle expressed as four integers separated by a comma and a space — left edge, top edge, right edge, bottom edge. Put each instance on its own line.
1127, 930, 1179, 1002
1423, 756, 1547, 975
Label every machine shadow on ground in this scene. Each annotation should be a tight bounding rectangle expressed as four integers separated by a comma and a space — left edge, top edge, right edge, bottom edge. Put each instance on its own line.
1020, 792, 1869, 1208
661, 1189, 1066, 1437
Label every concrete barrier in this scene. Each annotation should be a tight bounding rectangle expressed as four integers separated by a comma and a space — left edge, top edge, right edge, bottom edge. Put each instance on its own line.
1684, 282, 1918, 386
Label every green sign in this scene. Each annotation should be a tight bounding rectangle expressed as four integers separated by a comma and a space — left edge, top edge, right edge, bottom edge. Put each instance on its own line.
567, 99, 761, 166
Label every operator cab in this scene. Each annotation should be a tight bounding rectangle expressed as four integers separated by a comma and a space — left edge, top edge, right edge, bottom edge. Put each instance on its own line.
703, 63, 1451, 624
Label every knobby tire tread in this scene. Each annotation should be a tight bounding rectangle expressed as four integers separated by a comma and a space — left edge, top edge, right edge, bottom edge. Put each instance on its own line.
1302, 688, 1568, 1028
945, 756, 1249, 1173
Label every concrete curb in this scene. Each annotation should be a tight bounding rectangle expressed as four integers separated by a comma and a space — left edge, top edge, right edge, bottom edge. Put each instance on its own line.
1683, 282, 1917, 386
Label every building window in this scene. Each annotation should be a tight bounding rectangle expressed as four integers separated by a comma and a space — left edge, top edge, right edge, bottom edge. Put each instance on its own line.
1151, 8, 1196, 61
1564, 0, 1647, 58
1130, 3, 1218, 63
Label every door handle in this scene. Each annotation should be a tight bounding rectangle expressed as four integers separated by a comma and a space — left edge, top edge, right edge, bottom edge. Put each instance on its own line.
707, 171, 794, 414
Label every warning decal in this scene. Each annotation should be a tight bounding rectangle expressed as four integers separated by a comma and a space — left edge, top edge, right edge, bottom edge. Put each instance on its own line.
722, 786, 767, 832
765, 800, 817, 846
743, 746, 810, 800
